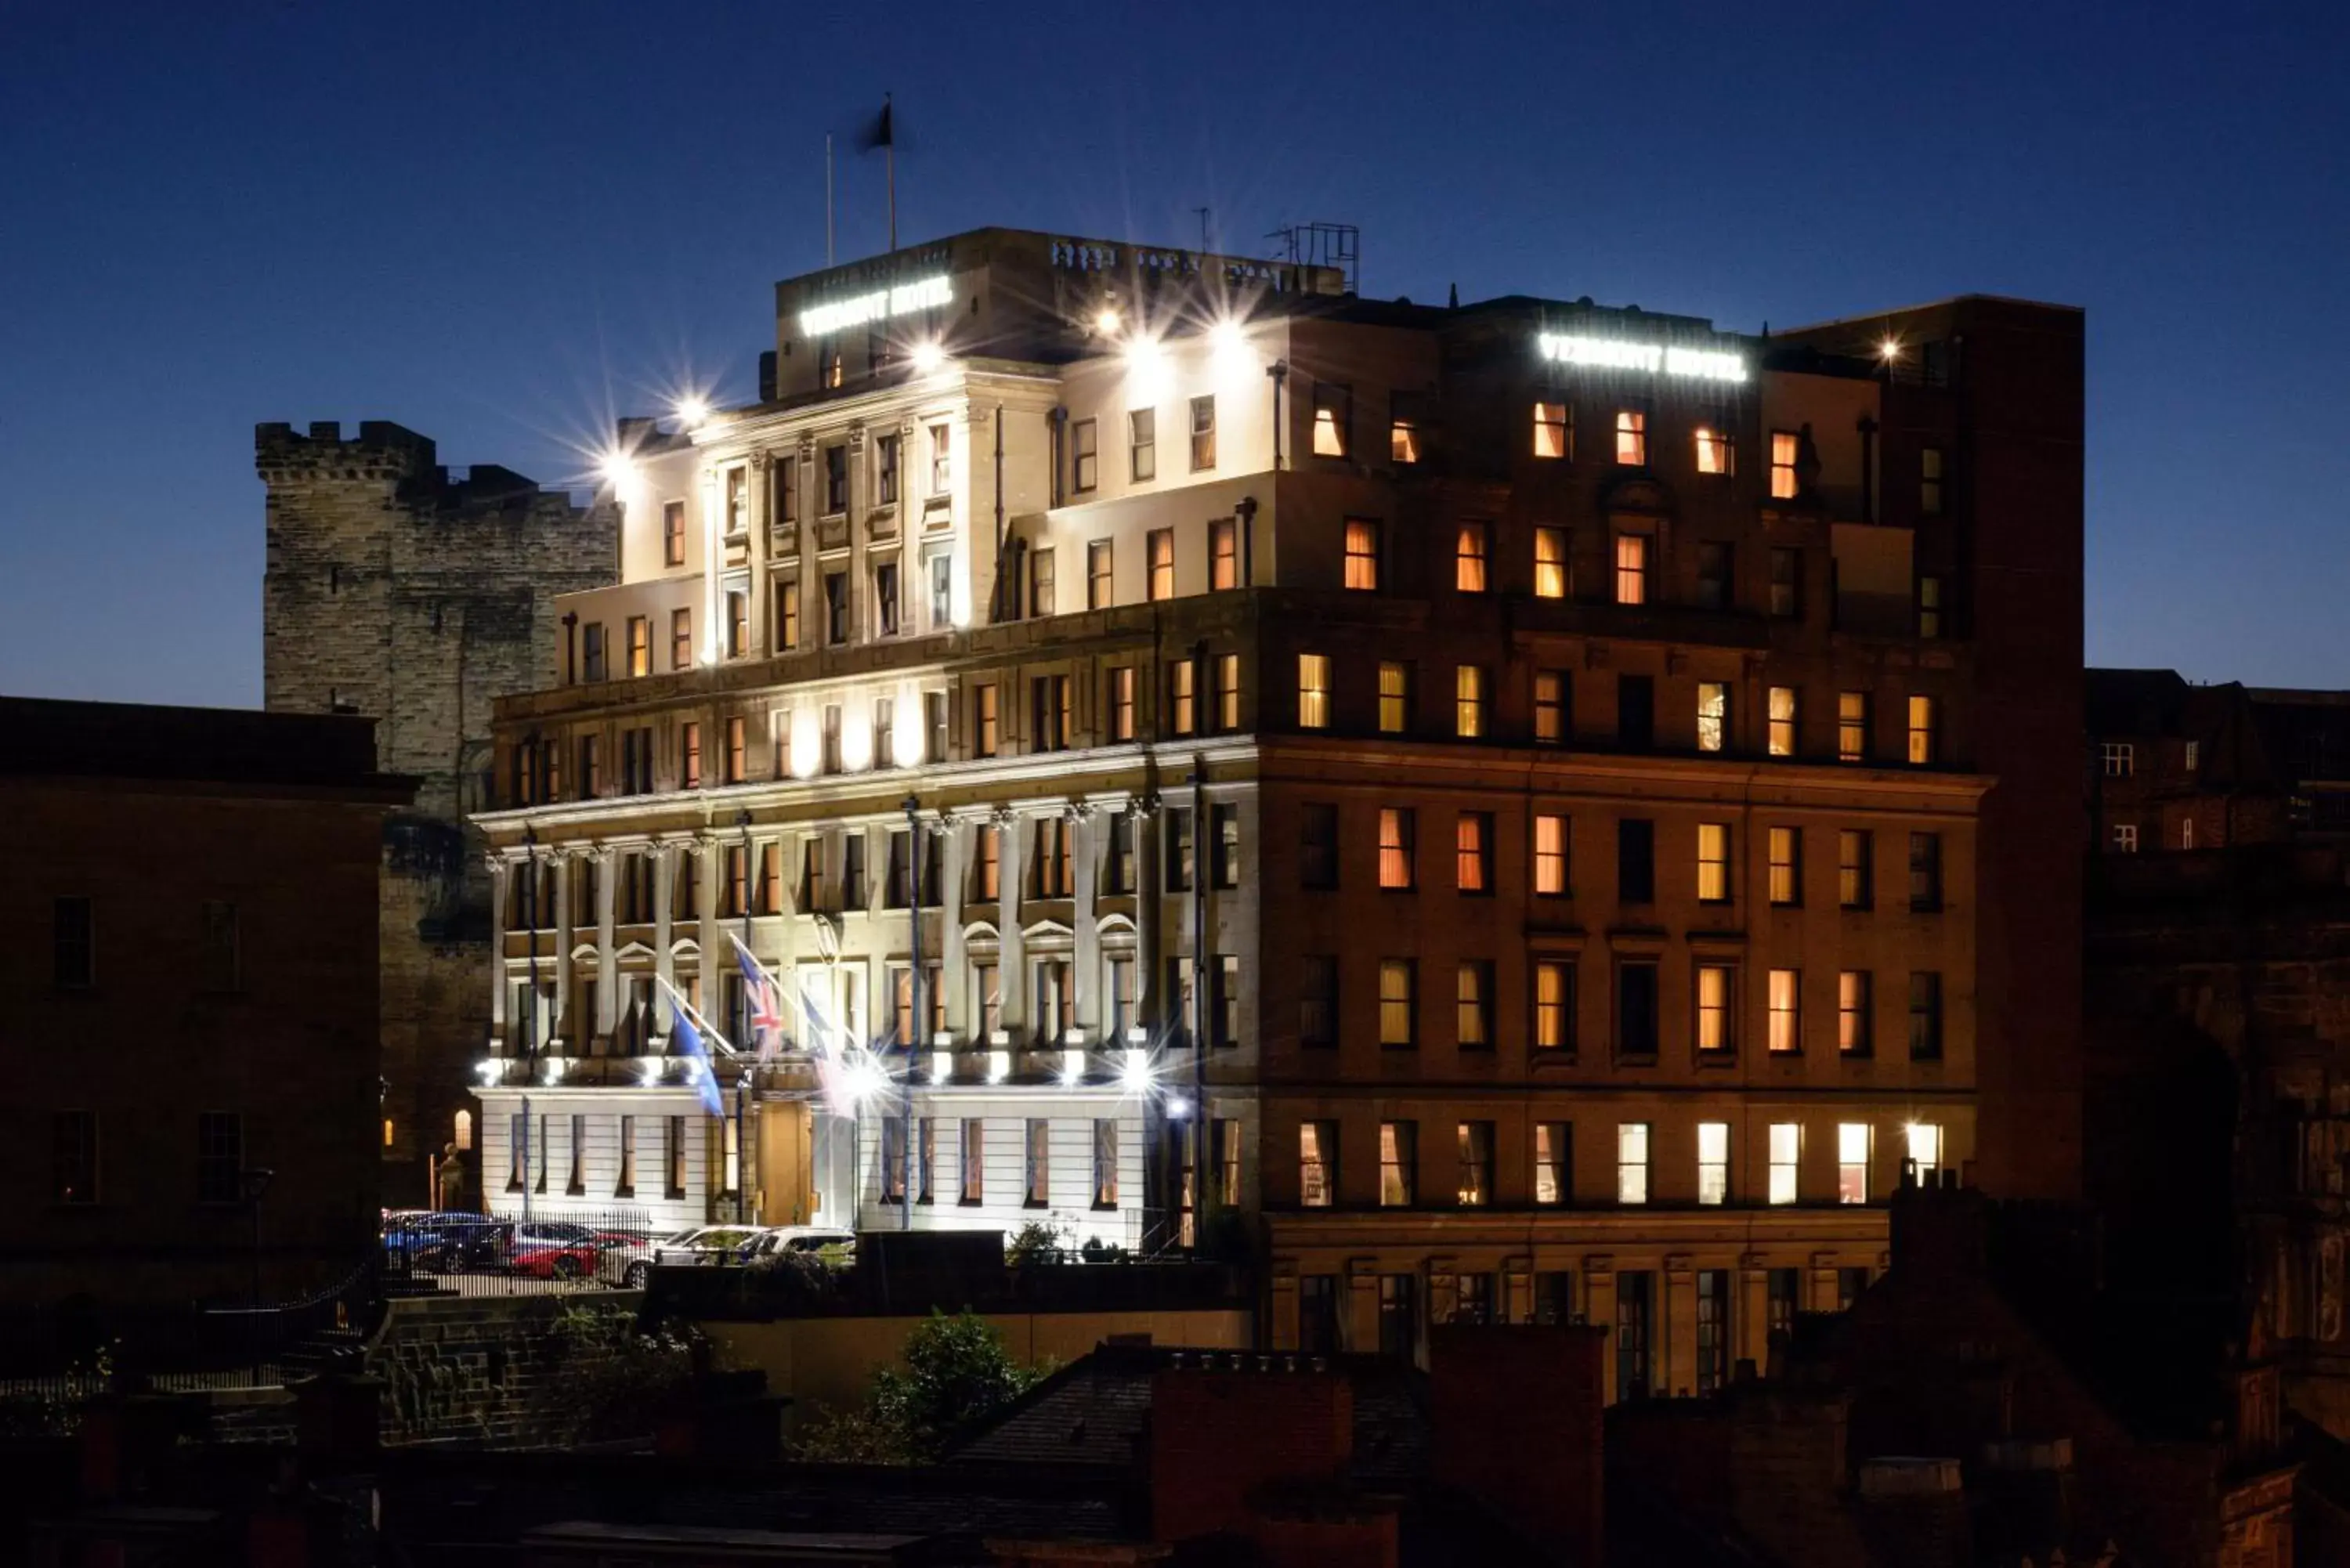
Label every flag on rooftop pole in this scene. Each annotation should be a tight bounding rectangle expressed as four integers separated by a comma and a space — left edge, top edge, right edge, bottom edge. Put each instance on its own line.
857, 93, 895, 251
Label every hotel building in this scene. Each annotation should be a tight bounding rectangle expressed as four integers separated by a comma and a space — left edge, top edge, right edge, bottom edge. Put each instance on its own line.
472, 227, 2083, 1399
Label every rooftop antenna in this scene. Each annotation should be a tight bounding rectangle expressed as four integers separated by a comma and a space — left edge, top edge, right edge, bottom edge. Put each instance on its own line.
1195, 207, 1212, 252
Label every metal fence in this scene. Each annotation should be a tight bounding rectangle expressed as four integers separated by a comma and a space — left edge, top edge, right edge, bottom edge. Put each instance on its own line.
378, 1205, 695, 1297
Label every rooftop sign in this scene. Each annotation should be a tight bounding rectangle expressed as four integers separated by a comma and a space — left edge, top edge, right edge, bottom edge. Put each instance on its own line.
799, 275, 953, 338
1538, 331, 1748, 384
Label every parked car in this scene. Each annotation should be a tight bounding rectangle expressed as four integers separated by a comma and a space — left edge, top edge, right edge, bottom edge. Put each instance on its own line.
649, 1226, 768, 1269
508, 1223, 601, 1280
382, 1211, 508, 1273
598, 1227, 705, 1288
739, 1226, 856, 1264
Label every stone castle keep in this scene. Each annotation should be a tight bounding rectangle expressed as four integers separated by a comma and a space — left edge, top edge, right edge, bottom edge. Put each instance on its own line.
258, 421, 615, 1200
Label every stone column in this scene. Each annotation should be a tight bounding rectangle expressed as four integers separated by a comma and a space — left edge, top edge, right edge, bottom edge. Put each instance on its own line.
1738, 1253, 1772, 1371
1502, 1255, 1534, 1327
1664, 1253, 1697, 1398
595, 844, 618, 1045
487, 854, 511, 1048
1133, 796, 1161, 1024
695, 833, 721, 1035
1071, 803, 1100, 1035
1585, 1258, 1618, 1404
553, 850, 575, 1048
996, 806, 1024, 1035
653, 840, 677, 1033
941, 817, 968, 1036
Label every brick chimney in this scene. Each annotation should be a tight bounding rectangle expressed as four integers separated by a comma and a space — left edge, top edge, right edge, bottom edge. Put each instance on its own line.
1429, 1324, 1606, 1566
1149, 1363, 1387, 1566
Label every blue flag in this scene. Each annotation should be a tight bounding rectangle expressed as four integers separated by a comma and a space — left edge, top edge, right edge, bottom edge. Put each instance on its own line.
671, 1005, 726, 1118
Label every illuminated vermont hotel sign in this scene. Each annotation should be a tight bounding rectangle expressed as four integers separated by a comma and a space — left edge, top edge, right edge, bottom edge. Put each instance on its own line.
799, 275, 953, 338
1538, 331, 1748, 384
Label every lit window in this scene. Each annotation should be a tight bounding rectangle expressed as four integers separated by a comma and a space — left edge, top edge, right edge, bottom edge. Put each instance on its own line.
2185, 739, 2201, 771
1379, 1121, 1415, 1206
1455, 813, 1491, 893
1768, 686, 1796, 757
1613, 534, 1648, 605
1695, 965, 1734, 1055
1838, 830, 1872, 909
1534, 671, 1567, 743
1697, 822, 1730, 903
1768, 1123, 1799, 1205
1617, 1123, 1650, 1205
1697, 1122, 1730, 1205
1343, 519, 1381, 591
1534, 961, 1574, 1052
1697, 681, 1728, 753
1072, 418, 1098, 493
1768, 969, 1800, 1053
1130, 408, 1157, 482
1918, 575, 1943, 638
1213, 652, 1241, 732
1454, 665, 1486, 738
1837, 1123, 1871, 1205
1455, 523, 1488, 593
1533, 400, 1571, 460
1456, 965, 1492, 1049
1533, 814, 1568, 895
627, 616, 649, 677
1191, 395, 1217, 471
1534, 526, 1568, 598
2102, 742, 2134, 778
662, 500, 685, 566
1534, 1122, 1570, 1203
1920, 447, 1945, 515
725, 466, 749, 535
931, 422, 952, 494
1907, 1122, 1943, 1184
1378, 807, 1415, 891
1312, 381, 1350, 457
1088, 540, 1114, 609
1379, 959, 1416, 1046
974, 683, 1000, 757
1838, 692, 1868, 762
727, 587, 750, 657
1148, 528, 1175, 602
2182, 817, 2196, 851
1614, 410, 1647, 466
1378, 662, 1411, 734
1838, 970, 1871, 1055
1907, 695, 1938, 765
1209, 518, 1238, 590
1694, 425, 1733, 475
1170, 659, 1196, 736
1456, 1121, 1494, 1205
1297, 654, 1331, 729
1390, 394, 1422, 464
1768, 826, 1800, 905
1770, 431, 1799, 499
1300, 1122, 1335, 1207
671, 608, 693, 671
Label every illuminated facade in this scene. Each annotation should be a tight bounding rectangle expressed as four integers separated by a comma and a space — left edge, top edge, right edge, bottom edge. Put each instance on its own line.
472, 229, 2084, 1396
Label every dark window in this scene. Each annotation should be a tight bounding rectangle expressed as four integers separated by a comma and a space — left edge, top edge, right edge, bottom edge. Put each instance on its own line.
1300, 956, 1338, 1046
1618, 960, 1660, 1058
52, 1111, 97, 1205
1534, 1270, 1577, 1324
1379, 1274, 1419, 1360
53, 896, 93, 988
1454, 1272, 1495, 1325
1769, 547, 1801, 618
1696, 1270, 1731, 1395
1300, 1274, 1341, 1353
1072, 418, 1098, 493
197, 1111, 242, 1204
1618, 819, 1655, 904
1696, 541, 1732, 610
1908, 832, 1943, 912
825, 573, 850, 645
1908, 971, 1943, 1060
1300, 803, 1339, 890
1211, 804, 1241, 888
1767, 1268, 1800, 1345
1838, 1266, 1871, 1312
823, 446, 848, 512
1164, 808, 1194, 894
1618, 674, 1654, 750
1617, 1270, 1655, 1399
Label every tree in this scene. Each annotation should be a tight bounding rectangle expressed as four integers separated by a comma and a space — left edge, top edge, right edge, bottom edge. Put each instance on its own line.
788, 1309, 1046, 1463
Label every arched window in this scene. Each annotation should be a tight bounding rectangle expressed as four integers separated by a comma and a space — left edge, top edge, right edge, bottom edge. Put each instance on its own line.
454, 1109, 474, 1152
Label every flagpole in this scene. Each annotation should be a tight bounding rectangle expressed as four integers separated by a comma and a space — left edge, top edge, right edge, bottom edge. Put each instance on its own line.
884, 92, 895, 251
825, 132, 834, 266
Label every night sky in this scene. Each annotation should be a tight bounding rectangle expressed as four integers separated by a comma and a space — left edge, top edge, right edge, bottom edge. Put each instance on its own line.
5, 2, 2347, 707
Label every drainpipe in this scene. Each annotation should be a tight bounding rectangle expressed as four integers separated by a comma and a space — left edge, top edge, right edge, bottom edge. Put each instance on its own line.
1047, 407, 1068, 509
562, 612, 579, 686
1235, 496, 1259, 589
902, 793, 924, 1231
1266, 362, 1289, 471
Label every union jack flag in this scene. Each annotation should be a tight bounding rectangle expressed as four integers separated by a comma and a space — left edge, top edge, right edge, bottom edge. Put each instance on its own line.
732, 934, 786, 1060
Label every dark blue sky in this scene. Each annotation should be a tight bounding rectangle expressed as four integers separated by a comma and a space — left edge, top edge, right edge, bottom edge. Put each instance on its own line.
5, 2, 2347, 706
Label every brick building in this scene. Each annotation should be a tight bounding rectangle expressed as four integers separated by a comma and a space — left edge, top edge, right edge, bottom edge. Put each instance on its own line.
2088, 668, 2350, 1442
469, 226, 2084, 1391
0, 697, 411, 1303
258, 422, 615, 1204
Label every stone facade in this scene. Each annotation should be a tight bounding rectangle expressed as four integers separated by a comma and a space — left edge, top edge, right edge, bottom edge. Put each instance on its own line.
258, 421, 615, 1201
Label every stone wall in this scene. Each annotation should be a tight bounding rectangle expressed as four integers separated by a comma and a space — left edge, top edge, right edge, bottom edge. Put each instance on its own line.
367, 1292, 653, 1447
258, 422, 615, 1199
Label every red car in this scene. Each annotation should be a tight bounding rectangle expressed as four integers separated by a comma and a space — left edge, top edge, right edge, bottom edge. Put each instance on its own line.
508, 1223, 600, 1280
